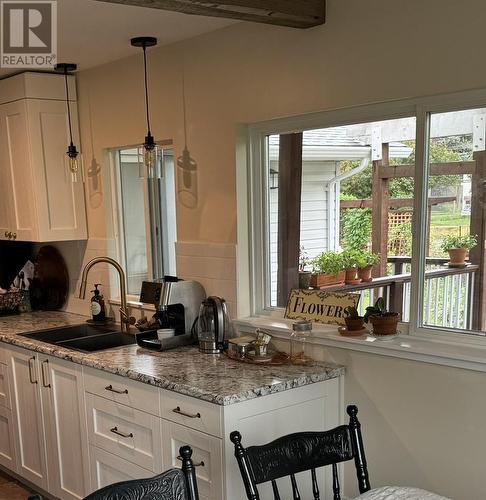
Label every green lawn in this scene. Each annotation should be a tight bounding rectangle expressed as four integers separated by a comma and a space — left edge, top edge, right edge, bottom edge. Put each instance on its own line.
430, 212, 469, 227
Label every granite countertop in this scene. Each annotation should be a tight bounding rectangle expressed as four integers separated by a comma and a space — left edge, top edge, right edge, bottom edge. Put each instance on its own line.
0, 311, 344, 405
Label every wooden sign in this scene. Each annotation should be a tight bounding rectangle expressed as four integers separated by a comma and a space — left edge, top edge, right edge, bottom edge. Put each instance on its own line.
285, 289, 360, 326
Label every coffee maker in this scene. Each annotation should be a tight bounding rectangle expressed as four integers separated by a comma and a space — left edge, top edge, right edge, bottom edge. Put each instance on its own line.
139, 277, 206, 336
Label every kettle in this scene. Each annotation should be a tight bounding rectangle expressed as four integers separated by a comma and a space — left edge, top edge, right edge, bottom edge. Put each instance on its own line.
197, 296, 229, 354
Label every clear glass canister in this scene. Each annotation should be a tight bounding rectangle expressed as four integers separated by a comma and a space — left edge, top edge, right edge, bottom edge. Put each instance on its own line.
290, 320, 313, 365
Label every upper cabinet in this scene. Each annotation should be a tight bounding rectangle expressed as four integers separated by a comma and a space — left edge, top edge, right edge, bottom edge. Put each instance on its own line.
0, 72, 87, 242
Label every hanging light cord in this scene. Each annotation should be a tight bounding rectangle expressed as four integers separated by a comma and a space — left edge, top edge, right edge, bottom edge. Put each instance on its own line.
63, 69, 74, 145
143, 44, 151, 135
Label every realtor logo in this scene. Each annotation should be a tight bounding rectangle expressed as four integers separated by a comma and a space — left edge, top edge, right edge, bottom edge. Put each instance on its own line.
1, 0, 57, 68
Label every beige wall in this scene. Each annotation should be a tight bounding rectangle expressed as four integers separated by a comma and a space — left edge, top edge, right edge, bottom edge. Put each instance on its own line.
71, 1, 486, 498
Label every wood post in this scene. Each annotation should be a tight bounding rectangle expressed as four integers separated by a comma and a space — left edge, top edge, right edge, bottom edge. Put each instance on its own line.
277, 133, 303, 307
469, 150, 486, 330
372, 144, 390, 278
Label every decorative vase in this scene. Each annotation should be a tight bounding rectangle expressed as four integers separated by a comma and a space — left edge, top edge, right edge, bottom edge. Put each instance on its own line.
358, 265, 373, 282
298, 272, 312, 289
344, 268, 361, 285
448, 248, 467, 267
369, 314, 400, 336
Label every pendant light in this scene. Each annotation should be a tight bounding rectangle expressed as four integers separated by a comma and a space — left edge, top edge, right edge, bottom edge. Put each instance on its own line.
131, 36, 160, 179
54, 63, 83, 183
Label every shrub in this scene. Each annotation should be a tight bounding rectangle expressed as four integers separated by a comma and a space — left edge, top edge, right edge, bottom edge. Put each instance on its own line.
341, 209, 372, 251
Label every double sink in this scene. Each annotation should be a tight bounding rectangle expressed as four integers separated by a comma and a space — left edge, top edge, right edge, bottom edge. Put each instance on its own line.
21, 324, 137, 352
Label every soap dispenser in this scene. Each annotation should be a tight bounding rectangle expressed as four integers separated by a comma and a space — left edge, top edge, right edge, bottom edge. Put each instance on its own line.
90, 284, 106, 322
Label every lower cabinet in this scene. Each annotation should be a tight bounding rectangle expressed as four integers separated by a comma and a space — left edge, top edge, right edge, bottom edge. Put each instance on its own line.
6, 345, 89, 499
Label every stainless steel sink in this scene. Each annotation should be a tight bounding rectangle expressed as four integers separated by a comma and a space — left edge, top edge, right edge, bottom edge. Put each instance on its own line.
20, 324, 137, 352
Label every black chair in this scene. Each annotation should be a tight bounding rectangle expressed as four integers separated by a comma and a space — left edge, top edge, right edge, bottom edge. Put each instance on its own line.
28, 446, 199, 500
230, 405, 370, 500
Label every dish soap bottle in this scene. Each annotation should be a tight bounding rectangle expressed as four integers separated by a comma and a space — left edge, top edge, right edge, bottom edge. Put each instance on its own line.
90, 284, 106, 322
290, 320, 313, 365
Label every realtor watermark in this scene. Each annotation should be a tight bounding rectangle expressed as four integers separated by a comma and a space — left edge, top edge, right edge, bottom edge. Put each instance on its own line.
1, 0, 57, 68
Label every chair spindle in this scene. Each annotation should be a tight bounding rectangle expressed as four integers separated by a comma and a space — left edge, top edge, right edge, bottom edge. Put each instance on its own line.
311, 468, 320, 500
290, 474, 301, 500
332, 463, 341, 500
271, 480, 281, 500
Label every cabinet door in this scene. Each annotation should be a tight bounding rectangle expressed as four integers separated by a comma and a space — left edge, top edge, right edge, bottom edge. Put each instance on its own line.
0, 406, 16, 471
0, 101, 37, 241
26, 99, 87, 241
89, 446, 153, 494
7, 347, 48, 489
161, 420, 223, 500
40, 355, 89, 500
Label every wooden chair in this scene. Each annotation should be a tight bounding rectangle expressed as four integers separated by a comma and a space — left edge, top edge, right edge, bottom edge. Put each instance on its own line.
230, 405, 370, 500
28, 446, 199, 500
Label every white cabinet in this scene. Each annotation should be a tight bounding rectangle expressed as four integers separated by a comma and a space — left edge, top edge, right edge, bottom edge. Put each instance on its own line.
0, 357, 15, 472
0, 72, 87, 242
6, 345, 89, 499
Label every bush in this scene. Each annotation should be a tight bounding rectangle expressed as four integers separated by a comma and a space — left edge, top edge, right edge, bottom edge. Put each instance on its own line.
341, 209, 372, 251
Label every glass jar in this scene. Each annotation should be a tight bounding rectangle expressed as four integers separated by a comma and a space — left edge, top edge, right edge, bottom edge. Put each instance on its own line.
290, 320, 313, 365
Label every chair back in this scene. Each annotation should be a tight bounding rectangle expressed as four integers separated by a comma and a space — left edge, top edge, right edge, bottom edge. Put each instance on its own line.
84, 445, 199, 500
230, 405, 370, 500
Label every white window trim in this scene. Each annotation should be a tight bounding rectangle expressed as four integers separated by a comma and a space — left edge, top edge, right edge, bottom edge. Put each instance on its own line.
237, 86, 486, 358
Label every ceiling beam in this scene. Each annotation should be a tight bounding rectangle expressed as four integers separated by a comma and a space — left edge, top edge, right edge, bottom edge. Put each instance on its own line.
94, 0, 326, 29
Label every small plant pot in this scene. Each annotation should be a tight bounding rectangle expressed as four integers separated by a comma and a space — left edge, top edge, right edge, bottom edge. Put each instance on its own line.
298, 272, 312, 289
448, 248, 467, 267
310, 271, 345, 289
344, 268, 361, 285
369, 314, 400, 336
345, 317, 365, 331
358, 265, 373, 282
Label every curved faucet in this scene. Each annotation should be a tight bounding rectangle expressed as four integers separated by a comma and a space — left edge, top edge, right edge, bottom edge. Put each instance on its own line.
78, 256, 135, 333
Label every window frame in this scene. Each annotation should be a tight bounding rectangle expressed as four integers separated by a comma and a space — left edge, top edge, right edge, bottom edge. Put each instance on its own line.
241, 88, 486, 346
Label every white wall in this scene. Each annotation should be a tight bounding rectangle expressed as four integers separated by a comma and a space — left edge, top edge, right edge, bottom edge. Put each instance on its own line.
68, 1, 486, 497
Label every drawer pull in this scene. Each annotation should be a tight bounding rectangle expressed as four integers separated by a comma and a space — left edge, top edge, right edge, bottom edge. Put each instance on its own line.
110, 426, 133, 438
177, 456, 205, 467
41, 359, 51, 388
28, 356, 37, 384
172, 406, 201, 419
105, 384, 128, 394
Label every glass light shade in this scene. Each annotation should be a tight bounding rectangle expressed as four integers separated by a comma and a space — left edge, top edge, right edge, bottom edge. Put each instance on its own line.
138, 145, 162, 179
64, 151, 84, 183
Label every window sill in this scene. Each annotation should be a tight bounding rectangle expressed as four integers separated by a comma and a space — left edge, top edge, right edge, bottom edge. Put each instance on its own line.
233, 316, 486, 373
109, 297, 155, 312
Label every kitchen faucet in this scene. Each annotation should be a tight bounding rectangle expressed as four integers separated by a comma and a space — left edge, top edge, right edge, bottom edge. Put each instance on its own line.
78, 257, 135, 333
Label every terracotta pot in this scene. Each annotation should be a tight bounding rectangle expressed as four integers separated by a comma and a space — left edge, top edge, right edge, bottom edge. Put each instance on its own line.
358, 265, 373, 282
369, 314, 400, 336
448, 248, 467, 267
345, 268, 361, 285
310, 270, 345, 288
345, 317, 364, 331
298, 272, 312, 289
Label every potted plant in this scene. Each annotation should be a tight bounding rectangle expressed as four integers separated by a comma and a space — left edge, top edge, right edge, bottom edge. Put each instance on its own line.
344, 306, 364, 331
310, 251, 345, 288
298, 245, 312, 289
363, 297, 399, 336
441, 234, 477, 267
341, 250, 361, 285
356, 251, 380, 282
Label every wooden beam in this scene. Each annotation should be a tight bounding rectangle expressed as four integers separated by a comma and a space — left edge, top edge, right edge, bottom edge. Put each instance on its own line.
469, 150, 486, 330
340, 196, 456, 210
277, 133, 303, 307
94, 0, 326, 28
372, 144, 389, 278
379, 161, 476, 179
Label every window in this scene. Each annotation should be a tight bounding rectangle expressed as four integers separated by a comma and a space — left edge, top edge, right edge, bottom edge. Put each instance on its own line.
245, 91, 486, 342
114, 146, 176, 295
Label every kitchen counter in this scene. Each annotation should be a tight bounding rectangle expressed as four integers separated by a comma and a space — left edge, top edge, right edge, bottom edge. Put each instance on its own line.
0, 311, 344, 405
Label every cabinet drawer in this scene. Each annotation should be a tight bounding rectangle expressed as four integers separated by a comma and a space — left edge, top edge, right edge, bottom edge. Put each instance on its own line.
0, 364, 10, 408
89, 446, 154, 494
84, 367, 160, 416
160, 390, 222, 438
86, 393, 162, 472
0, 406, 16, 471
162, 420, 223, 500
